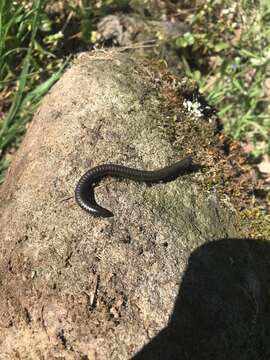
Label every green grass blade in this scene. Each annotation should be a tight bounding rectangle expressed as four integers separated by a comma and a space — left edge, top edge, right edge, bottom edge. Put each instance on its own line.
0, 0, 42, 139
21, 57, 70, 107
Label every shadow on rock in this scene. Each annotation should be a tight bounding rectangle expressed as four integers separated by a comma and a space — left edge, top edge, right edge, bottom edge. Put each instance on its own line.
133, 238, 270, 360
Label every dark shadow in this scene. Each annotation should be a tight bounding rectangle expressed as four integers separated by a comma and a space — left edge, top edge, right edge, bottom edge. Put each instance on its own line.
133, 238, 270, 360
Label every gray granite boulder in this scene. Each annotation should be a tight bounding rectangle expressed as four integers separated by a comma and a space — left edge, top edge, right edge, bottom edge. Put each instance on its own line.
0, 50, 268, 359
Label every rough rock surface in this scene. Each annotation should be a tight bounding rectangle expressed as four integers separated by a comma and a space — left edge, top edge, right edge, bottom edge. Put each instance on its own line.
0, 50, 269, 359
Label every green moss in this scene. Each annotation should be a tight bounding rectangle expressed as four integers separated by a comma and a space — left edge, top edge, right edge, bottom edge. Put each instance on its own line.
142, 61, 270, 240
241, 209, 270, 240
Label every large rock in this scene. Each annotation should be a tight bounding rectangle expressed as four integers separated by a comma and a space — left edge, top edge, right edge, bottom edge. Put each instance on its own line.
0, 50, 268, 359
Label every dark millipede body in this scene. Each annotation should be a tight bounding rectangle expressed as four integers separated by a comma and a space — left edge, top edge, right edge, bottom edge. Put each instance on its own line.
75, 156, 193, 217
